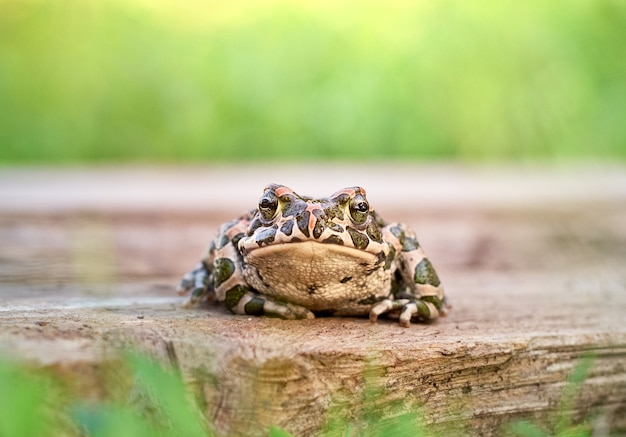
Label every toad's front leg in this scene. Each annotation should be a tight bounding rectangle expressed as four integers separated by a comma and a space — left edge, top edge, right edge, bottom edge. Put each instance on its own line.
180, 218, 314, 320
373, 222, 448, 327
222, 284, 315, 320
213, 256, 314, 319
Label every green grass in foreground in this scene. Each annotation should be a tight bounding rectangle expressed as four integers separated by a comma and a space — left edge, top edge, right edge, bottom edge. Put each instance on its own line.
0, 352, 603, 436
1, 0, 625, 164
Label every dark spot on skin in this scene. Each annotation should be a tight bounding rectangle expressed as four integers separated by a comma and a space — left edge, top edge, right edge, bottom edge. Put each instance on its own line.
389, 224, 403, 239
327, 222, 344, 233
415, 300, 432, 320
402, 236, 420, 252
296, 210, 311, 238
312, 209, 325, 239
247, 217, 263, 237
255, 225, 277, 246
244, 297, 265, 315
462, 383, 472, 394
307, 285, 318, 294
366, 223, 383, 243
388, 224, 419, 252
224, 284, 248, 310
414, 258, 441, 287
213, 258, 235, 287
231, 232, 244, 248
281, 195, 305, 217
421, 295, 444, 310
217, 234, 230, 250
324, 203, 345, 221
322, 235, 344, 245
280, 220, 294, 236
384, 244, 396, 270
279, 197, 293, 216
347, 227, 369, 250
340, 276, 352, 283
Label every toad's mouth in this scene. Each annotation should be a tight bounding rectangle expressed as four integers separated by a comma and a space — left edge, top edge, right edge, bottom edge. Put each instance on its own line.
244, 240, 380, 263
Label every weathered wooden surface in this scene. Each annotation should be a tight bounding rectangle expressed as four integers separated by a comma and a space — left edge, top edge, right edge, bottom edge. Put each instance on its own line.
1, 165, 625, 435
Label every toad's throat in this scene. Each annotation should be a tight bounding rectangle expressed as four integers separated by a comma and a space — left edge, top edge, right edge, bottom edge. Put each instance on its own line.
241, 242, 389, 311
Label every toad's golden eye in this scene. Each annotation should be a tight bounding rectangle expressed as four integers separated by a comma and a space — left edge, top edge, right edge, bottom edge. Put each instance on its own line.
259, 191, 278, 221
349, 195, 369, 224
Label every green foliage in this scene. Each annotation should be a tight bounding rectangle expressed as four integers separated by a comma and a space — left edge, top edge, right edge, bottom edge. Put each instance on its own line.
73, 406, 160, 437
508, 354, 595, 437
73, 353, 210, 437
268, 426, 296, 437
315, 364, 433, 437
1, 0, 625, 163
0, 359, 68, 437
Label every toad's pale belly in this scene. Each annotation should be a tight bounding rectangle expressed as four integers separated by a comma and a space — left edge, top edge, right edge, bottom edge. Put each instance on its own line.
242, 242, 392, 313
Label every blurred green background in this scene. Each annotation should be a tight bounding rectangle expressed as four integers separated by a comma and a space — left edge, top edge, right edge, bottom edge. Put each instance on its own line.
1, 0, 625, 164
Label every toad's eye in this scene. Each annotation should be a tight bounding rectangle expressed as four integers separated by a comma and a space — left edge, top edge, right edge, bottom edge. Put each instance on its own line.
349, 195, 369, 224
259, 192, 278, 220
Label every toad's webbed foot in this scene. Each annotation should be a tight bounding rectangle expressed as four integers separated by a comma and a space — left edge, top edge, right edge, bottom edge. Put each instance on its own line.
370, 296, 446, 327
178, 262, 214, 307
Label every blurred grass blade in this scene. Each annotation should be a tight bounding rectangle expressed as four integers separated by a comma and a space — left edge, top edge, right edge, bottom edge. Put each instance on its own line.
0, 359, 51, 437
509, 420, 549, 437
0, 357, 76, 437
126, 353, 210, 437
555, 354, 595, 435
73, 405, 157, 437
268, 426, 295, 437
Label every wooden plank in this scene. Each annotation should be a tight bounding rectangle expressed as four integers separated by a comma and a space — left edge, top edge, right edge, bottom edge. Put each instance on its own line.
1, 166, 625, 435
